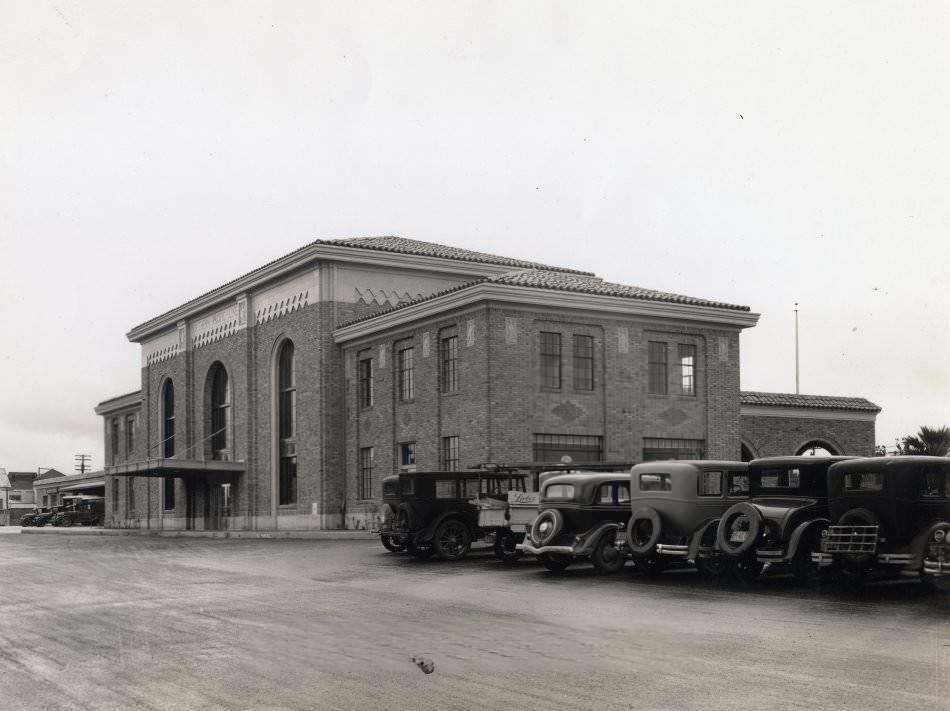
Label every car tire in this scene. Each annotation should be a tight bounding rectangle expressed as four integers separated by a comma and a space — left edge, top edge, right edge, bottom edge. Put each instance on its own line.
728, 555, 763, 584
59, 517, 73, 528
433, 519, 472, 561
380, 534, 407, 553
632, 553, 667, 577
696, 554, 726, 578
406, 538, 434, 560
836, 508, 882, 568
791, 529, 822, 585
717, 503, 762, 557
396, 503, 417, 533
625, 508, 661, 555
591, 535, 625, 575
538, 553, 572, 572
493, 531, 525, 562
530, 509, 564, 547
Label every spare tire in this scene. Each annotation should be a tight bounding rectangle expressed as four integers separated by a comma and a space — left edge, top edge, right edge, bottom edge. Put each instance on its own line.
395, 503, 418, 533
837, 508, 882, 568
717, 502, 762, 557
530, 509, 564, 546
625, 508, 662, 555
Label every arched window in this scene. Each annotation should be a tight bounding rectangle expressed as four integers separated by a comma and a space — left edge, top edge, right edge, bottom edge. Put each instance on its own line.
209, 364, 230, 460
162, 380, 175, 458
277, 340, 297, 505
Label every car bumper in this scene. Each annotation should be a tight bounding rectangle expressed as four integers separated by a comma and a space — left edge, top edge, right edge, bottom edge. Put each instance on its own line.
517, 541, 577, 557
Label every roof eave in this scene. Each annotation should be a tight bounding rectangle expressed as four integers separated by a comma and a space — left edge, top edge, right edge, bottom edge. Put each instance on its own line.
95, 391, 144, 416
333, 282, 759, 344
126, 244, 559, 343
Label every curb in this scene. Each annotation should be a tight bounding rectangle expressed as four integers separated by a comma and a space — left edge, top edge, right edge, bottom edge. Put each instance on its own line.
20, 527, 378, 541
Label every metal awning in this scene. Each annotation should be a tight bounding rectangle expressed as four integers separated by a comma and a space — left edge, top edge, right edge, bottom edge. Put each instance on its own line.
106, 459, 246, 479
58, 480, 106, 492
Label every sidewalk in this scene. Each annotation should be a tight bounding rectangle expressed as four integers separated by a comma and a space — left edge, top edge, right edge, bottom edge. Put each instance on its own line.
19, 527, 377, 540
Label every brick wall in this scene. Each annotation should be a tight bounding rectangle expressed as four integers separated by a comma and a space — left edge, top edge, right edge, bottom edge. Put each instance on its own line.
740, 414, 876, 457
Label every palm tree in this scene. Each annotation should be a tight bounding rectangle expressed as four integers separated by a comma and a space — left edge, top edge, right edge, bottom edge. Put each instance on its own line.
900, 426, 950, 456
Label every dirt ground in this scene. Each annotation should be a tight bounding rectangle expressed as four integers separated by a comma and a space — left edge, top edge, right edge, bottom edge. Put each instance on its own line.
1, 534, 948, 710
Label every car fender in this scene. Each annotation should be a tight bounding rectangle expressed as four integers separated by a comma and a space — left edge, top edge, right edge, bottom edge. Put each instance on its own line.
575, 521, 622, 556
688, 518, 721, 559
913, 520, 950, 571
784, 518, 829, 561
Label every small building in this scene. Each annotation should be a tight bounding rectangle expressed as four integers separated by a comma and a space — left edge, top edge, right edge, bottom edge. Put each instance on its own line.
32, 469, 106, 511
0, 470, 39, 525
96, 236, 880, 532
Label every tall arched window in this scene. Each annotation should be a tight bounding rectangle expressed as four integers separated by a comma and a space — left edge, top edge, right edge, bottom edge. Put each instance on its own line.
278, 340, 297, 505
209, 364, 230, 460
162, 380, 175, 458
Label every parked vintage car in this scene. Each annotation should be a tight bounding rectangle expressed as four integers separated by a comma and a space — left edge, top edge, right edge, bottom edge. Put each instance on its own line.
716, 456, 853, 582
623, 461, 750, 576
517, 472, 632, 573
813, 456, 950, 589
52, 499, 105, 527
30, 506, 65, 528
378, 469, 528, 560
19, 509, 46, 527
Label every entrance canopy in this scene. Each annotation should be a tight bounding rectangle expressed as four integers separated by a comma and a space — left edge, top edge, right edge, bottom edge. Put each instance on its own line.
107, 459, 245, 481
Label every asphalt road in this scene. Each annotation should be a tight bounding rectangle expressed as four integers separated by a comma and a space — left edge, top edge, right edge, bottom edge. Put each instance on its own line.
1, 534, 948, 711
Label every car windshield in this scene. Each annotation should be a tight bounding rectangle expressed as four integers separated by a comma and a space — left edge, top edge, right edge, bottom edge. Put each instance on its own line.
543, 484, 575, 500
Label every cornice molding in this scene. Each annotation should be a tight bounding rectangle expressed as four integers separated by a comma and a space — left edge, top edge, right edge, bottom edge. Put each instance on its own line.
740, 405, 878, 422
94, 392, 143, 416
333, 283, 760, 343
126, 245, 524, 343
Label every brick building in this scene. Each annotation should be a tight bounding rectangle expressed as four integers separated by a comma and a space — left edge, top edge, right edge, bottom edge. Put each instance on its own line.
97, 237, 879, 531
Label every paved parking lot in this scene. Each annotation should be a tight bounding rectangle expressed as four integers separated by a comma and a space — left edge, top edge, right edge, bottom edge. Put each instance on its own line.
1, 534, 948, 711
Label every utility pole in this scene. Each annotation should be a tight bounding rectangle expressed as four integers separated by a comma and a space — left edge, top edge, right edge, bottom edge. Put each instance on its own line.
794, 302, 800, 394
74, 454, 91, 474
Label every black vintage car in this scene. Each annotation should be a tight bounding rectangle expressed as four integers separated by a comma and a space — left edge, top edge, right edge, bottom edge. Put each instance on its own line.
377, 475, 408, 553
52, 499, 105, 527
716, 456, 853, 582
19, 509, 46, 527
624, 461, 749, 576
815, 457, 950, 590
30, 506, 65, 528
517, 472, 631, 573
379, 470, 528, 561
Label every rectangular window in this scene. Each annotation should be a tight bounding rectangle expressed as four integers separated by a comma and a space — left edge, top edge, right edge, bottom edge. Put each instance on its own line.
112, 478, 119, 513
648, 341, 668, 394
164, 477, 175, 511
279, 456, 297, 505
111, 418, 119, 459
573, 335, 594, 391
642, 437, 706, 461
398, 346, 414, 401
10, 493, 21, 502
699, 471, 723, 496
435, 479, 456, 499
639, 473, 672, 492
728, 472, 750, 496
125, 414, 135, 457
399, 442, 416, 472
921, 470, 948, 498
543, 483, 575, 500
532, 433, 603, 463
843, 472, 884, 492
617, 484, 630, 504
597, 484, 613, 505
359, 447, 374, 500
442, 436, 459, 472
127, 476, 135, 513
540, 332, 562, 389
440, 334, 459, 393
358, 356, 374, 408
757, 468, 802, 489
679, 344, 697, 396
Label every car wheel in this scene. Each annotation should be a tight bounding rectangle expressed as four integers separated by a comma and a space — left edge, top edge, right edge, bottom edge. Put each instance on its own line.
493, 531, 525, 563
632, 554, 667, 577
591, 535, 626, 574
380, 534, 407, 553
59, 517, 73, 528
791, 530, 821, 585
920, 574, 950, 593
728, 555, 763, 584
717, 503, 762, 557
625, 509, 661, 555
433, 519, 472, 561
837, 508, 882, 569
696, 554, 726, 578
406, 538, 434, 560
531, 509, 564, 547
538, 553, 572, 572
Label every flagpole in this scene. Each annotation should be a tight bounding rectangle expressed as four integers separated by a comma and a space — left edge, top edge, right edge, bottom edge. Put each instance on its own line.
794, 303, 800, 394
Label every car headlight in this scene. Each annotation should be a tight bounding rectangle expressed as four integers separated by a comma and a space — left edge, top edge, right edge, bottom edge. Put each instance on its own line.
820, 528, 829, 538
935, 529, 947, 543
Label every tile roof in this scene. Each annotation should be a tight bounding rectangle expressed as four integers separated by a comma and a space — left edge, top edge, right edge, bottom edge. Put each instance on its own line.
337, 268, 751, 328
740, 391, 881, 412
131, 237, 592, 335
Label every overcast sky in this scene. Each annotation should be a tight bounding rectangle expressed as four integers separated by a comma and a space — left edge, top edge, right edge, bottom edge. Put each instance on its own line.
2, 2, 948, 473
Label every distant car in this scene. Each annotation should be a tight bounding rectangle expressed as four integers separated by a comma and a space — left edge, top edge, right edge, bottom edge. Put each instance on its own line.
517, 472, 631, 573
31, 506, 65, 527
815, 457, 950, 590
623, 461, 750, 576
379, 470, 527, 560
716, 456, 853, 582
52, 499, 104, 527
19, 509, 45, 527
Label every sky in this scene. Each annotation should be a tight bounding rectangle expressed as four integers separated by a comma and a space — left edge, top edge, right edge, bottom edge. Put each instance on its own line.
1, 1, 948, 473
